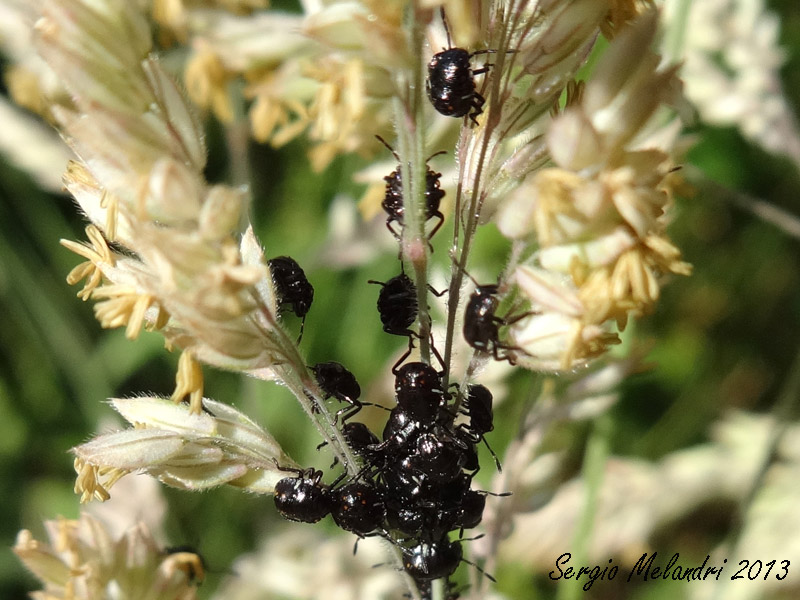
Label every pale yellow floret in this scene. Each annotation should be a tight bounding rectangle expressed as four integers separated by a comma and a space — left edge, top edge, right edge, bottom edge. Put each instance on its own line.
171, 351, 204, 415
306, 58, 367, 171
532, 169, 588, 246
249, 90, 310, 146
185, 47, 234, 123
5, 65, 51, 120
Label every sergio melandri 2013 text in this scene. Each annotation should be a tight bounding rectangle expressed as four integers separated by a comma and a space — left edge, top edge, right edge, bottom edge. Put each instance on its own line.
549, 552, 790, 591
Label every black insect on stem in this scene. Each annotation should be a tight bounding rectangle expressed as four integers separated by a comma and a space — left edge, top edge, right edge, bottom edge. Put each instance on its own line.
273, 465, 331, 524
330, 480, 387, 538
463, 283, 527, 364
426, 8, 497, 126
457, 384, 502, 471
369, 271, 446, 338
375, 135, 446, 247
268, 256, 314, 343
368, 273, 419, 338
459, 265, 534, 365
310, 361, 364, 424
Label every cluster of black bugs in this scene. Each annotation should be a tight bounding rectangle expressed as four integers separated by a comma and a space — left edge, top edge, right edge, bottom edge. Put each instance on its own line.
267, 11, 517, 593
271, 256, 505, 593
274, 357, 501, 591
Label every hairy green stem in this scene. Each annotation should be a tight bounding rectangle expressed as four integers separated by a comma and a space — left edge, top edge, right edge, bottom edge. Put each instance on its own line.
251, 295, 359, 476
395, 1, 432, 366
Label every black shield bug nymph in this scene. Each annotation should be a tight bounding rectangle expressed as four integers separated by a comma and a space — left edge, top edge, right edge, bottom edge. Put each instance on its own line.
376, 135, 446, 245
426, 10, 497, 126
402, 537, 463, 582
330, 481, 387, 537
268, 255, 314, 343
368, 272, 419, 338
310, 361, 363, 424
463, 283, 532, 364
273, 466, 331, 524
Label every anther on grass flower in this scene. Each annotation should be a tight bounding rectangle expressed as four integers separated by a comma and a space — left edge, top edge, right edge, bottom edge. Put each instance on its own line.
171, 351, 205, 414
507, 265, 620, 371
14, 513, 203, 600
185, 46, 235, 122
61, 225, 114, 300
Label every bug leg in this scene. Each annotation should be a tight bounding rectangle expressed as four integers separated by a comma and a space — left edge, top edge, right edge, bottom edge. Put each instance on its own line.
502, 309, 536, 326
333, 400, 362, 425
296, 315, 307, 344
391, 339, 416, 374
468, 92, 485, 126
375, 134, 400, 162
426, 211, 445, 246
430, 334, 446, 371
386, 219, 402, 242
427, 283, 445, 297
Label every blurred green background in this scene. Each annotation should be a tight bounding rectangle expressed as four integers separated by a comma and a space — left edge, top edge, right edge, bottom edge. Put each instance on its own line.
2, 1, 800, 598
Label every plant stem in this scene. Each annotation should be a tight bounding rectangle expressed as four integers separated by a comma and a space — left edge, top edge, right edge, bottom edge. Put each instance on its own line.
395, 1, 432, 366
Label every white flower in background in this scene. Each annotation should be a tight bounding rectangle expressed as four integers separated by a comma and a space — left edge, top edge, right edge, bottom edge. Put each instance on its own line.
665, 0, 800, 167
495, 412, 800, 600
14, 513, 202, 600
215, 529, 400, 600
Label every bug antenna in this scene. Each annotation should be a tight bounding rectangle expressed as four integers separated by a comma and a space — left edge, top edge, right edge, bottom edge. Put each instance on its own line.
375, 134, 400, 161
478, 489, 513, 498
461, 556, 497, 583
392, 339, 416, 374
450, 254, 481, 288
483, 437, 502, 472
431, 333, 446, 371
440, 6, 452, 49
